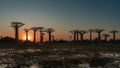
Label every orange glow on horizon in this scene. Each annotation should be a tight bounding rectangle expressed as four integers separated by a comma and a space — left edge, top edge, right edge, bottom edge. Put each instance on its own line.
23, 35, 32, 41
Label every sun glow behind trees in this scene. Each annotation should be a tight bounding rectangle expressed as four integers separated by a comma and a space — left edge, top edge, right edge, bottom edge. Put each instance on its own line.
23, 35, 32, 41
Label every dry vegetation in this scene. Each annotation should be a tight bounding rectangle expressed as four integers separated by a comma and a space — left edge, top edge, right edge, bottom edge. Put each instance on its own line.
0, 42, 120, 53
0, 42, 120, 68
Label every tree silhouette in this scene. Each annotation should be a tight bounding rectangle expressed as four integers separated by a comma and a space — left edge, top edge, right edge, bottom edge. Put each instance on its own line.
88, 29, 94, 41
94, 29, 104, 41
70, 30, 76, 41
79, 30, 87, 41
76, 30, 79, 41
31, 27, 38, 43
69, 30, 79, 41
38, 27, 45, 43
102, 34, 110, 41
42, 33, 45, 42
11, 22, 24, 41
45, 28, 55, 42
110, 30, 119, 41
24, 28, 30, 42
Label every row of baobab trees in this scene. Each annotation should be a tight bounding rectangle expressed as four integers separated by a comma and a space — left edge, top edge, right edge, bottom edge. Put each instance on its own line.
11, 22, 55, 43
11, 21, 119, 43
70, 29, 119, 42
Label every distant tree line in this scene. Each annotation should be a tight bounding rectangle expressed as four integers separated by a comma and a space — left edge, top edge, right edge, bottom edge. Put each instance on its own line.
70, 29, 119, 42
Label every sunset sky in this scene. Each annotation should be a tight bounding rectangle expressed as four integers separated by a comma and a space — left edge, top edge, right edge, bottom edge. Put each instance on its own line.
0, 0, 120, 42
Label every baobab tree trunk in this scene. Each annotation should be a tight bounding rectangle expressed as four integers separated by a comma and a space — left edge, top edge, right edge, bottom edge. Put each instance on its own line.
104, 36, 107, 41
46, 28, 55, 43
34, 31, 36, 43
15, 27, 18, 40
110, 30, 118, 41
26, 32, 28, 42
42, 33, 44, 43
74, 33, 76, 41
94, 29, 104, 41
80, 34, 83, 41
49, 32, 51, 42
90, 32, 92, 41
88, 29, 93, 41
113, 33, 116, 41
38, 27, 44, 43
40, 32, 43, 43
102, 34, 110, 42
98, 32, 101, 41
24, 29, 30, 43
79, 30, 87, 42
76, 32, 79, 41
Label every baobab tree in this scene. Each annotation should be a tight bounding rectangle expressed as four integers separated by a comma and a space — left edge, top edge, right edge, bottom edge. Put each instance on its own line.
94, 29, 104, 41
110, 30, 119, 41
102, 34, 110, 41
11, 22, 24, 40
70, 30, 76, 41
45, 28, 55, 42
38, 27, 45, 43
69, 30, 79, 41
88, 29, 94, 41
31, 27, 38, 43
24, 28, 30, 42
79, 30, 87, 41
